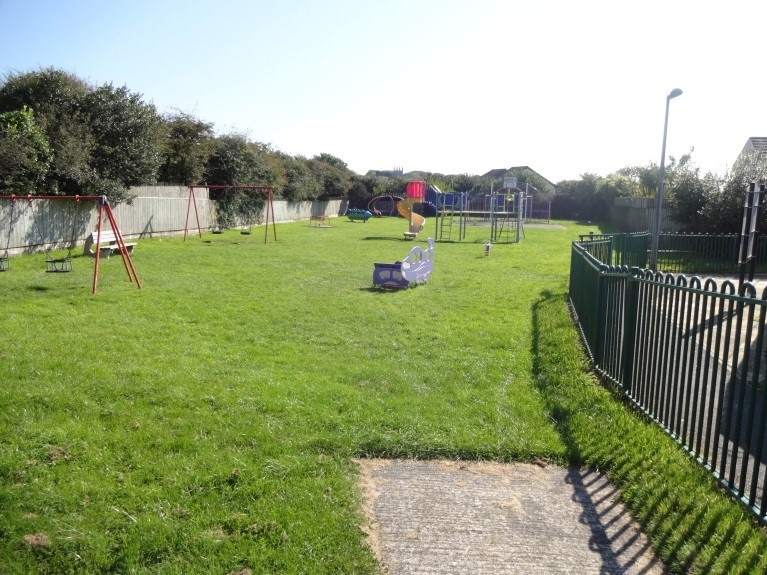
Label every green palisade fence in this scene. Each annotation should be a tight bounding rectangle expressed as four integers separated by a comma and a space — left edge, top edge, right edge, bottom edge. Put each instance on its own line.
570, 237, 767, 521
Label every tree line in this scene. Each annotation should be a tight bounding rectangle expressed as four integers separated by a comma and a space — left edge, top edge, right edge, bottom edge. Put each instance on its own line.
2, 67, 766, 234
553, 150, 767, 234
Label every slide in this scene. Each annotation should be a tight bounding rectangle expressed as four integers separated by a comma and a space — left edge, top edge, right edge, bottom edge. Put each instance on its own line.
397, 198, 425, 235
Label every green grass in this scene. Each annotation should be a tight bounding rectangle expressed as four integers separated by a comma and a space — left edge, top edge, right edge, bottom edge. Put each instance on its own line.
0, 217, 765, 574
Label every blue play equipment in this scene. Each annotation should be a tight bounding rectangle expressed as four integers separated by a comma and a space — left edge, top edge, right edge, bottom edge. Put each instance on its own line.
346, 208, 373, 222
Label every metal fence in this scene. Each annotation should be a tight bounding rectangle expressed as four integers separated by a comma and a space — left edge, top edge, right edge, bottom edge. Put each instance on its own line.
570, 237, 767, 521
578, 232, 767, 275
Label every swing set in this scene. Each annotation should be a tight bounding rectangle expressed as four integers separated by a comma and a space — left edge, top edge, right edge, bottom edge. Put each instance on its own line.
0, 194, 141, 294
183, 184, 277, 243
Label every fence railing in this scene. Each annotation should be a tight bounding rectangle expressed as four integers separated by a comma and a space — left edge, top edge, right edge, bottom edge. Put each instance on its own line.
570, 238, 767, 521
578, 232, 767, 275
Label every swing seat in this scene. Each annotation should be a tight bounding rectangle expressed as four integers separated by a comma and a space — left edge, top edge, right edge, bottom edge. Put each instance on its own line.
46, 255, 73, 273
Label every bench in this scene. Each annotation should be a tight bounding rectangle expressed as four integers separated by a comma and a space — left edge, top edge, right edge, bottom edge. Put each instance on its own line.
83, 230, 137, 258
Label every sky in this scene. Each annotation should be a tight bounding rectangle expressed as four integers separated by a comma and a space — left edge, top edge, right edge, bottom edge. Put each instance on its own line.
1, 0, 766, 183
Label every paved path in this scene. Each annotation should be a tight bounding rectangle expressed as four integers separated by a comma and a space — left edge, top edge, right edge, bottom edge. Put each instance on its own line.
357, 459, 665, 575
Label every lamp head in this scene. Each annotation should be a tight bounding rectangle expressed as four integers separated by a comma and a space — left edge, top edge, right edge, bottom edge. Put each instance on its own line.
668, 88, 683, 99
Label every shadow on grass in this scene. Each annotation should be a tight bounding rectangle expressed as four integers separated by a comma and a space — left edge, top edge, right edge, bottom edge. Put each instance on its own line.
357, 286, 410, 294
27, 285, 49, 292
361, 236, 417, 242
530, 288, 766, 575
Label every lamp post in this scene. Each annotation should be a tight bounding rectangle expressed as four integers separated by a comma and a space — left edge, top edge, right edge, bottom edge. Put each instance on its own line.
649, 88, 683, 271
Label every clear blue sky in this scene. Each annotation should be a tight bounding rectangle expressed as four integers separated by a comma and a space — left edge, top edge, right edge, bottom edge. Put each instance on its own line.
2, 0, 766, 183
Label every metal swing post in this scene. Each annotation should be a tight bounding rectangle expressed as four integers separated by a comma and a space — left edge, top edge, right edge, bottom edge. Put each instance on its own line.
264, 187, 277, 244
91, 196, 142, 294
184, 185, 203, 241
0, 194, 16, 271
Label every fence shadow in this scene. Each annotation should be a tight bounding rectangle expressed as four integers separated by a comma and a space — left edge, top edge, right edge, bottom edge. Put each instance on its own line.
530, 288, 757, 574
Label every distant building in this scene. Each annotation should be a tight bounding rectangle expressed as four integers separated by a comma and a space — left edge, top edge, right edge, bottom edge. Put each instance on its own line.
366, 167, 404, 178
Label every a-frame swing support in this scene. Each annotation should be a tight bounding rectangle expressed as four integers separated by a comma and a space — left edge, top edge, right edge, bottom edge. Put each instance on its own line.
184, 184, 278, 243
0, 194, 141, 294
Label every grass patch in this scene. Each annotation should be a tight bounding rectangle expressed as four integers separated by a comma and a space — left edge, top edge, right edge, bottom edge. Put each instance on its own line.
0, 219, 569, 574
1, 216, 765, 573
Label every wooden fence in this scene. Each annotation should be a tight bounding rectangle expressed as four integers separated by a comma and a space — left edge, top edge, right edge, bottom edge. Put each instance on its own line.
0, 186, 346, 255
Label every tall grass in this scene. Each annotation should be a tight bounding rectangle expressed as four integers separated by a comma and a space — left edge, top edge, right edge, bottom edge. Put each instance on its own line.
0, 217, 765, 574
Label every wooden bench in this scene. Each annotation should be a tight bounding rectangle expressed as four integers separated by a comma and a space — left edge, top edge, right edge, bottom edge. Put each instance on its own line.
83, 230, 137, 258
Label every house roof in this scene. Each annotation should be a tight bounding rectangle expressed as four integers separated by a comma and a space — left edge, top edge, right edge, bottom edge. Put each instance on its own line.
741, 137, 767, 158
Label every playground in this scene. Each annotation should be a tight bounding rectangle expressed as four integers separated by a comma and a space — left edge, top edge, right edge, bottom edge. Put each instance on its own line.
1, 215, 766, 574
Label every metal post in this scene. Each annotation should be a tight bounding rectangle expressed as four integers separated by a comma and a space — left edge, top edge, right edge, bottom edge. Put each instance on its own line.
649, 88, 683, 270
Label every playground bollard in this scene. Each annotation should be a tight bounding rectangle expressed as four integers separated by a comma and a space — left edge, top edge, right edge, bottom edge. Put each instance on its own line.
485, 242, 492, 257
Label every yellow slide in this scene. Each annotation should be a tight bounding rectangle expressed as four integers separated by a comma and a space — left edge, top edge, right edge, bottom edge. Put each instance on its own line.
397, 198, 425, 236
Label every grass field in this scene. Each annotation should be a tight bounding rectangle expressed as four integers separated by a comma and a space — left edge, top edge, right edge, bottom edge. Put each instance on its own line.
1, 216, 766, 574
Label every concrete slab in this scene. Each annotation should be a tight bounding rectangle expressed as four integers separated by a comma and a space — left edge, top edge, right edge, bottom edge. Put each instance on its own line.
357, 459, 665, 575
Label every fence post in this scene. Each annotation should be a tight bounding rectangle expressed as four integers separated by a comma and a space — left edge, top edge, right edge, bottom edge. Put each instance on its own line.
594, 261, 611, 369
620, 267, 640, 392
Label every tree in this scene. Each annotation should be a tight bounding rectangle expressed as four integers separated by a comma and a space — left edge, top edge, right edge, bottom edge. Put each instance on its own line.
82, 83, 164, 198
697, 151, 767, 234
346, 180, 370, 209
309, 154, 353, 199
0, 68, 93, 195
158, 111, 215, 185
281, 156, 322, 202
0, 106, 52, 194
314, 153, 347, 170
205, 133, 271, 228
205, 133, 267, 186
551, 174, 602, 220
445, 173, 475, 192
261, 148, 289, 196
665, 164, 708, 231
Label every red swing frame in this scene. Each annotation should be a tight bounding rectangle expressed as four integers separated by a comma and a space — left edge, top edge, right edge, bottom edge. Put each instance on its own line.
0, 194, 141, 294
183, 184, 277, 244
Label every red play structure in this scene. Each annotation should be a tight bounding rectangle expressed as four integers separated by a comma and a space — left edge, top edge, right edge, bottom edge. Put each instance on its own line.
0, 194, 140, 294
184, 185, 277, 244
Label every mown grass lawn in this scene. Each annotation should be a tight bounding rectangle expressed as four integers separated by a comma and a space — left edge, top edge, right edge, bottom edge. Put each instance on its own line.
1, 216, 765, 574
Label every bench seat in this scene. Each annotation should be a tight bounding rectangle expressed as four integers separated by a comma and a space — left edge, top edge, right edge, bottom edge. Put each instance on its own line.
83, 230, 137, 258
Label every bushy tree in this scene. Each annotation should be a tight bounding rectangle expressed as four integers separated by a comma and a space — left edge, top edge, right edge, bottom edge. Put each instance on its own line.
205, 133, 264, 186
0, 68, 164, 201
444, 173, 475, 192
205, 133, 272, 228
281, 156, 322, 202
261, 147, 289, 195
0, 106, 52, 194
158, 111, 215, 185
695, 152, 767, 234
82, 83, 164, 197
0, 68, 93, 195
314, 152, 347, 170
665, 163, 708, 231
551, 174, 603, 220
309, 154, 353, 199
347, 180, 370, 209
615, 164, 657, 198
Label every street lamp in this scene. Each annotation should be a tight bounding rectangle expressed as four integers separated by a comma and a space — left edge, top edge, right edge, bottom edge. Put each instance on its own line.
649, 88, 683, 271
